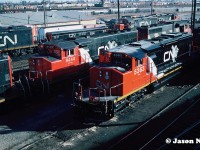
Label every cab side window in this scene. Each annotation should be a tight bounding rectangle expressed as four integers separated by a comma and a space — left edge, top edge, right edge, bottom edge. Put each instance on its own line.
69, 49, 74, 55
136, 59, 143, 66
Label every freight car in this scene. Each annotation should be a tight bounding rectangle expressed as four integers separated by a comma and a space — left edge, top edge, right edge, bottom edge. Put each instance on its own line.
137, 23, 177, 40
38, 24, 84, 42
193, 25, 200, 52
45, 13, 182, 43
137, 20, 191, 40
73, 32, 192, 117
0, 26, 35, 56
108, 13, 180, 32
106, 16, 158, 32
122, 13, 179, 22
153, 13, 180, 22
46, 26, 108, 41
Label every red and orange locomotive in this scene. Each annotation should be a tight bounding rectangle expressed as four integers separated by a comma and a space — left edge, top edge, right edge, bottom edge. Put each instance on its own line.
73, 32, 192, 117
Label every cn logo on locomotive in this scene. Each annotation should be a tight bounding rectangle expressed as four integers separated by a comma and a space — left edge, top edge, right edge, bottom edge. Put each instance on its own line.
98, 41, 118, 55
0, 35, 17, 47
163, 45, 179, 63
96, 80, 109, 89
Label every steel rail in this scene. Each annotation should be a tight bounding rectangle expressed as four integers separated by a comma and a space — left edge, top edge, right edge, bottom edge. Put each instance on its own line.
19, 122, 74, 150
107, 83, 200, 150
139, 90, 200, 150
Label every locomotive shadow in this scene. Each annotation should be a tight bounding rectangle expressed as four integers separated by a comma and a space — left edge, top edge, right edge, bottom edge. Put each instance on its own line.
0, 57, 200, 138
98, 94, 200, 150
167, 57, 200, 87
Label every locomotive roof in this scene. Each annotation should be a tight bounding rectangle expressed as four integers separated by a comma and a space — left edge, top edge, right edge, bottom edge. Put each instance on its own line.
0, 26, 31, 32
47, 26, 108, 35
137, 23, 173, 29
44, 40, 77, 50
109, 44, 146, 59
74, 38, 92, 46
140, 33, 192, 52
109, 32, 191, 57
31, 55, 59, 62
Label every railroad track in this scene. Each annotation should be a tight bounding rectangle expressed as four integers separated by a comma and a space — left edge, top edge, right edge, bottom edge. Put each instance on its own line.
108, 83, 200, 150
17, 117, 104, 150
19, 122, 75, 150
4, 64, 200, 150
15, 84, 199, 150
158, 119, 200, 149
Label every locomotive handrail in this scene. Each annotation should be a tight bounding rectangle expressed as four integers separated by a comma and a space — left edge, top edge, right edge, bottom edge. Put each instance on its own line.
46, 70, 53, 79
24, 75, 32, 97
39, 71, 45, 96
109, 83, 123, 96
28, 71, 45, 95
73, 82, 83, 104
89, 87, 108, 113
18, 78, 26, 100
29, 71, 40, 80
46, 70, 53, 94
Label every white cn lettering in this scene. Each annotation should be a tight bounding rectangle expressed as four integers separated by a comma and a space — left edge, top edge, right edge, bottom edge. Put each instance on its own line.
140, 21, 150, 26
69, 34, 76, 38
0, 35, 17, 47
96, 80, 109, 89
98, 46, 105, 55
164, 45, 179, 62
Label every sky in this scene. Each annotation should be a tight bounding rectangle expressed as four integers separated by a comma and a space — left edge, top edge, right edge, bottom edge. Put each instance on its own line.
0, 0, 37, 2
0, 0, 63, 3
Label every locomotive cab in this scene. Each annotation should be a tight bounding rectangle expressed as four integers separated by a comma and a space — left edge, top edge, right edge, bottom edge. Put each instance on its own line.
74, 44, 158, 116
29, 40, 92, 82
90, 44, 156, 97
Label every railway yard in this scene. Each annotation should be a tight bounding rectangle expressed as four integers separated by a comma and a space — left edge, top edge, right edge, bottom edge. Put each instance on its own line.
1, 4, 200, 150
0, 54, 200, 150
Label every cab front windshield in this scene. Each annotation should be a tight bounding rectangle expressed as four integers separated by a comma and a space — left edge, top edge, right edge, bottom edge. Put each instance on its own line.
100, 52, 132, 72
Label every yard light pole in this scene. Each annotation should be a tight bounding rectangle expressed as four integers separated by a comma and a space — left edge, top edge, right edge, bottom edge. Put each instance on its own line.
118, 0, 120, 20
150, 0, 153, 15
43, 0, 46, 27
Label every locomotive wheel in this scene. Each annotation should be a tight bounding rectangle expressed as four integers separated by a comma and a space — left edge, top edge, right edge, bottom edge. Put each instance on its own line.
106, 100, 115, 118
